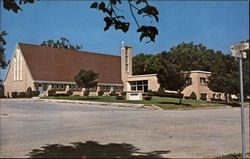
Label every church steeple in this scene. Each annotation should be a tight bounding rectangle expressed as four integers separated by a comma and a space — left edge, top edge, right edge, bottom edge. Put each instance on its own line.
121, 45, 132, 90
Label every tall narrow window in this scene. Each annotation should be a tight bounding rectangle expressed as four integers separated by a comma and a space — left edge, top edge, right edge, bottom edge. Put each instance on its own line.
20, 53, 23, 80
125, 48, 129, 72
13, 57, 16, 81
16, 51, 20, 80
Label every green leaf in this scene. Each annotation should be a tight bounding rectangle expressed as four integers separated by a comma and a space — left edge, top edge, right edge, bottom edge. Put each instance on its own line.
90, 2, 98, 8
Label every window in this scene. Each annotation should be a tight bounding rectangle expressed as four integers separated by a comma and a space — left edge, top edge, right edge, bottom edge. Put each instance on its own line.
126, 64, 129, 72
16, 51, 19, 81
131, 86, 136, 91
20, 54, 22, 80
129, 80, 148, 92
213, 94, 216, 98
13, 50, 23, 81
200, 93, 207, 100
113, 86, 123, 92
218, 94, 221, 99
186, 78, 192, 85
89, 86, 97, 92
125, 48, 129, 72
137, 86, 142, 90
13, 57, 16, 81
200, 77, 207, 85
100, 85, 111, 92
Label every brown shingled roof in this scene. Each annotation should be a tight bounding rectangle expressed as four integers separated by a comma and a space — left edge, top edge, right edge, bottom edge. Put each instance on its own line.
19, 43, 123, 84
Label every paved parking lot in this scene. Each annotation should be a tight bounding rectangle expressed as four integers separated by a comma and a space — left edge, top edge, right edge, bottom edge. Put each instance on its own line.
0, 99, 249, 158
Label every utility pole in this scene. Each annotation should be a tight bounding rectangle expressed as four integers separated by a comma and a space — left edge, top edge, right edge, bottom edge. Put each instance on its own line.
230, 42, 249, 159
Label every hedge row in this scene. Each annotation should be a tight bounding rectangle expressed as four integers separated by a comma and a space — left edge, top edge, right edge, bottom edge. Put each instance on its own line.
47, 90, 73, 96
146, 89, 184, 98
11, 89, 39, 98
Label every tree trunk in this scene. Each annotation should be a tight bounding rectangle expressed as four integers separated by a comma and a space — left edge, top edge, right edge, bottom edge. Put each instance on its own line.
225, 93, 228, 104
178, 91, 182, 105
87, 89, 89, 99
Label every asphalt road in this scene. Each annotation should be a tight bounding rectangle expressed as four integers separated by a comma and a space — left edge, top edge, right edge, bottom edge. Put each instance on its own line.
0, 99, 249, 158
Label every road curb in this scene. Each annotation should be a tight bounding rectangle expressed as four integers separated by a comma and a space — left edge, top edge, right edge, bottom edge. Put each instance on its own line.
32, 98, 163, 110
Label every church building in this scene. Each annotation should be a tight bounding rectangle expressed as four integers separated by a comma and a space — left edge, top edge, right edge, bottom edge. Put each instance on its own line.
3, 43, 224, 100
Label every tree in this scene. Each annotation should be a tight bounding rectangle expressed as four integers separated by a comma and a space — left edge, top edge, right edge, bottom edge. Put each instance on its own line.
2, 0, 159, 42
208, 54, 239, 103
26, 87, 33, 98
40, 37, 83, 50
74, 69, 99, 98
132, 53, 160, 75
157, 52, 190, 105
0, 31, 8, 69
241, 40, 249, 98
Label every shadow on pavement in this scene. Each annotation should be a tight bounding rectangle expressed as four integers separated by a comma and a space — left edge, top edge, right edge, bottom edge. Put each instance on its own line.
27, 141, 170, 158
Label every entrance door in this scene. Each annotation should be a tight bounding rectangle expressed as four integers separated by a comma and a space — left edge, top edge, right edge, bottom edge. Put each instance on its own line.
38, 84, 43, 96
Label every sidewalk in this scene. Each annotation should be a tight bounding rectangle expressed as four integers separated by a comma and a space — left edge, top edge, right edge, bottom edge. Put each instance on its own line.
1, 98, 163, 110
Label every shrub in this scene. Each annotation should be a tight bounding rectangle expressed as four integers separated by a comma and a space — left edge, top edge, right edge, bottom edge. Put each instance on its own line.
144, 96, 152, 101
200, 94, 207, 100
156, 87, 165, 97
33, 91, 40, 97
109, 91, 118, 96
190, 92, 197, 100
210, 98, 225, 102
19, 92, 26, 98
165, 92, 183, 98
116, 95, 124, 100
47, 89, 56, 96
142, 93, 148, 96
11, 92, 18, 98
0, 87, 4, 98
120, 92, 126, 96
147, 90, 155, 96
98, 90, 104, 96
84, 89, 89, 96
228, 102, 241, 107
54, 93, 70, 97
67, 90, 73, 96
26, 87, 33, 98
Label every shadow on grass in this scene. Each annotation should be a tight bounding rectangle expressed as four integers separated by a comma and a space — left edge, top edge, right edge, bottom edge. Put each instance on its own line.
27, 141, 170, 158
227, 102, 241, 107
80, 97, 100, 101
159, 102, 191, 106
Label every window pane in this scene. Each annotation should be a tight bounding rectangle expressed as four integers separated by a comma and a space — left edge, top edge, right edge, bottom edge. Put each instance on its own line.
131, 86, 136, 91
130, 81, 136, 85
143, 80, 148, 84
137, 86, 142, 90
137, 81, 142, 85
144, 86, 148, 92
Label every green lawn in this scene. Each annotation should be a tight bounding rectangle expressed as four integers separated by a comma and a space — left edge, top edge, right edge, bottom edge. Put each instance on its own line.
42, 96, 229, 110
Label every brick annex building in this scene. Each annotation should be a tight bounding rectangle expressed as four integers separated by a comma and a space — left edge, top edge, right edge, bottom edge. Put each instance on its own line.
3, 43, 225, 100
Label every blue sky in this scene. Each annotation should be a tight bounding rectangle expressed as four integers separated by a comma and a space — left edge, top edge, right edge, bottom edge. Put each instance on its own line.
0, 1, 249, 77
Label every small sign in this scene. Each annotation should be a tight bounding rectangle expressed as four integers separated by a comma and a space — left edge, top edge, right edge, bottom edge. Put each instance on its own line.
231, 42, 249, 52
232, 51, 247, 59
231, 42, 249, 59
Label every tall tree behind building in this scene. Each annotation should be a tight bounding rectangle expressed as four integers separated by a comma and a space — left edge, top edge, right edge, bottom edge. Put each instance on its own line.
40, 37, 83, 50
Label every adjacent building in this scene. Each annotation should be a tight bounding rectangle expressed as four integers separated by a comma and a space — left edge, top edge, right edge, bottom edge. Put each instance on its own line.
3, 43, 223, 100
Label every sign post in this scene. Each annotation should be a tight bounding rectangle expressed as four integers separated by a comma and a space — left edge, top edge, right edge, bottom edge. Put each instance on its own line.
230, 42, 248, 159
